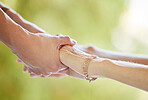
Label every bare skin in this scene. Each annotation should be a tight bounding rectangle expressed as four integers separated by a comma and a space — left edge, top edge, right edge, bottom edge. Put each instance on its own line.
1, 2, 148, 91
0, 2, 83, 78
77, 45, 148, 65
60, 46, 148, 91
0, 8, 77, 76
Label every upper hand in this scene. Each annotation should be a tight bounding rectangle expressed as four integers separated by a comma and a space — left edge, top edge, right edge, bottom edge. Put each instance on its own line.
13, 32, 76, 76
0, 2, 87, 79
0, 2, 77, 77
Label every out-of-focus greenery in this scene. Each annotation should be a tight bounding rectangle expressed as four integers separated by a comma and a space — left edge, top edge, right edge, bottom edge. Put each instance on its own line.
0, 0, 148, 100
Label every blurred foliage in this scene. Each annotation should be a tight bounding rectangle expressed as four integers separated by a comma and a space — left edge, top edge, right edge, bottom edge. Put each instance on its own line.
0, 0, 148, 100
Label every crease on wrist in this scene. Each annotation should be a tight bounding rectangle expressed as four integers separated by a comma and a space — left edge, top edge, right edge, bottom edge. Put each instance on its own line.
83, 55, 98, 82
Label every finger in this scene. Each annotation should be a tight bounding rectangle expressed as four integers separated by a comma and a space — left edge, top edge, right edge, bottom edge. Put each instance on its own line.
39, 68, 52, 76
60, 46, 85, 74
23, 65, 28, 72
59, 35, 77, 47
30, 72, 38, 77
49, 73, 65, 78
28, 67, 41, 75
57, 63, 69, 72
29, 67, 52, 77
59, 68, 85, 79
28, 68, 46, 78
0, 2, 45, 33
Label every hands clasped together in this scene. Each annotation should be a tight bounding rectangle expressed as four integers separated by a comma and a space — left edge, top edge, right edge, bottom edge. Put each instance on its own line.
0, 2, 89, 79
1, 2, 148, 91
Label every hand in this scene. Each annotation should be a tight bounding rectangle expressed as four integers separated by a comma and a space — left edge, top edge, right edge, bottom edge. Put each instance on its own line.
14, 32, 76, 75
0, 2, 86, 79
59, 46, 100, 80
0, 2, 77, 77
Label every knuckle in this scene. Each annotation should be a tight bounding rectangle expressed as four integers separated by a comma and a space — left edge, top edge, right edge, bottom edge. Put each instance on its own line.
59, 35, 71, 43
87, 46, 95, 51
63, 36, 71, 41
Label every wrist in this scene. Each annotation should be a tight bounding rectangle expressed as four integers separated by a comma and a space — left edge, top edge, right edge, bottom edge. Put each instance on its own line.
88, 58, 115, 78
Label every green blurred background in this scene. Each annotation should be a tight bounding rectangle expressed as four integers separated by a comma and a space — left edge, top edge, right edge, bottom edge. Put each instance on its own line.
0, 0, 148, 100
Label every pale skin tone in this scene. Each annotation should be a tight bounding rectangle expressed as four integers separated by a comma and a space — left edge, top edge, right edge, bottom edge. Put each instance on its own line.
0, 2, 148, 91
76, 45, 148, 65
60, 46, 148, 91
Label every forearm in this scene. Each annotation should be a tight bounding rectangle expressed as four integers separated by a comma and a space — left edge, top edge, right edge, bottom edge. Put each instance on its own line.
89, 59, 148, 91
0, 8, 28, 49
92, 47, 148, 65
0, 8, 10, 43
60, 46, 148, 91
0, 2, 45, 34
4, 9, 45, 33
